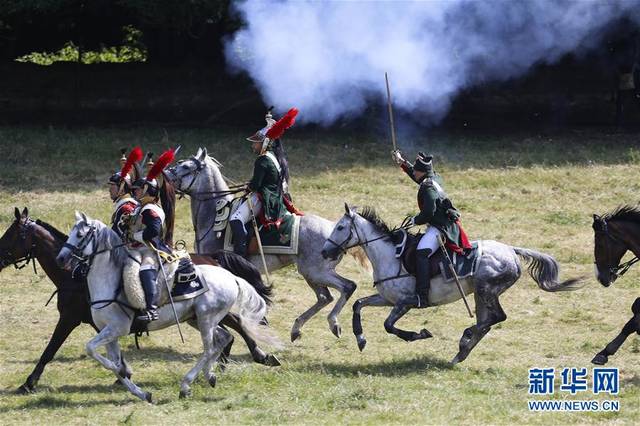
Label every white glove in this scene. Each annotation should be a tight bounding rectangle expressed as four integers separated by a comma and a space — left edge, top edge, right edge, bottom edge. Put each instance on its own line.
391, 150, 405, 166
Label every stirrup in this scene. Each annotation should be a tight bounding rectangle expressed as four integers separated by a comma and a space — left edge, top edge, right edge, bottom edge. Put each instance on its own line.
136, 309, 158, 323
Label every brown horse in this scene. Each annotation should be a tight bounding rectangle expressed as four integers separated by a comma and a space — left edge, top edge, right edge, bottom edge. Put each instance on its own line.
0, 207, 279, 393
591, 206, 640, 365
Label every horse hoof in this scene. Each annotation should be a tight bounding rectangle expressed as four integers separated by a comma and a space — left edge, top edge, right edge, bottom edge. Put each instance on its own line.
331, 324, 342, 339
179, 389, 191, 399
291, 330, 301, 342
591, 353, 608, 365
264, 354, 281, 367
419, 328, 433, 339
144, 391, 153, 403
357, 338, 367, 352
208, 376, 217, 388
450, 356, 460, 365
16, 384, 35, 394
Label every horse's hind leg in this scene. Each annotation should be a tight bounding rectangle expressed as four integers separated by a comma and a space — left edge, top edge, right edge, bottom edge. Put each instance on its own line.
180, 311, 228, 398
290, 284, 333, 342
323, 271, 358, 339
384, 304, 433, 342
221, 313, 279, 367
202, 327, 234, 389
352, 294, 391, 351
86, 326, 151, 402
451, 286, 508, 365
592, 297, 640, 365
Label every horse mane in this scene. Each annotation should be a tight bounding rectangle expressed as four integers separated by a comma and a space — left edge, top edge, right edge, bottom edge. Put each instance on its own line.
204, 156, 230, 192
359, 206, 394, 237
35, 219, 68, 246
603, 204, 640, 224
92, 219, 128, 266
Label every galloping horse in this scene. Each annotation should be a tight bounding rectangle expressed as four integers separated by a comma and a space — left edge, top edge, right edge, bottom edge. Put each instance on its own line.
592, 206, 640, 365
322, 205, 583, 364
0, 208, 279, 393
53, 213, 280, 401
166, 148, 368, 341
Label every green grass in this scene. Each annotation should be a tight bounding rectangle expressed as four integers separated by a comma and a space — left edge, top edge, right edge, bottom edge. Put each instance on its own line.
0, 126, 639, 424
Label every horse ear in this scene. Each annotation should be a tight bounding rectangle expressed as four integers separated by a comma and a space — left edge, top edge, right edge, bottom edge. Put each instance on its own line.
593, 214, 601, 222
195, 147, 203, 159
199, 147, 208, 161
22, 207, 28, 217
81, 212, 88, 223
75, 211, 83, 222
14, 207, 20, 220
344, 202, 350, 214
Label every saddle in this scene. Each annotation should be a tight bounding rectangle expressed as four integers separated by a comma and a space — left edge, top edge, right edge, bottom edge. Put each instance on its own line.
392, 228, 482, 282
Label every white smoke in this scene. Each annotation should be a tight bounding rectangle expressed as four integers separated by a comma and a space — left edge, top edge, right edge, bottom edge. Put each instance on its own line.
225, 0, 640, 125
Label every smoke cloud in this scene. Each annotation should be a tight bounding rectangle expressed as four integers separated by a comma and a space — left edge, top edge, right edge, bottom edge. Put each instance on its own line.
225, 0, 640, 125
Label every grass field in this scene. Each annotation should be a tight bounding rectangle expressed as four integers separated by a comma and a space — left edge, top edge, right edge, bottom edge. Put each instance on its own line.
0, 125, 639, 425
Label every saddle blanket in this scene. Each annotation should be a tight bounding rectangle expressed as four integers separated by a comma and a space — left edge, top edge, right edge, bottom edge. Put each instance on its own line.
436, 241, 483, 282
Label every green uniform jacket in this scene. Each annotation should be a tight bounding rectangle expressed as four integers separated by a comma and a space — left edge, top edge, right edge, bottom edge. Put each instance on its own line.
248, 152, 287, 222
402, 163, 462, 246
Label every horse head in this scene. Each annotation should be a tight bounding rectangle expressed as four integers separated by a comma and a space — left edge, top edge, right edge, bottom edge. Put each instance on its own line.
166, 147, 210, 194
321, 203, 359, 261
0, 207, 36, 272
592, 213, 628, 287
56, 211, 97, 274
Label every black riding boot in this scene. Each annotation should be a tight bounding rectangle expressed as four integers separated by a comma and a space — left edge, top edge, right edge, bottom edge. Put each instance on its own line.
230, 219, 248, 257
414, 248, 433, 308
137, 269, 159, 322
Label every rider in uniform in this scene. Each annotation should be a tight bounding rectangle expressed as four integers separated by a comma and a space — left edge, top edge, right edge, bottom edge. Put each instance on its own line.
125, 148, 175, 322
229, 108, 300, 256
108, 147, 142, 240
393, 150, 471, 307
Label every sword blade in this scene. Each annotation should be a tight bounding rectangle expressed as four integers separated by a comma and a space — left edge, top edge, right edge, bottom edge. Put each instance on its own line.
155, 249, 186, 343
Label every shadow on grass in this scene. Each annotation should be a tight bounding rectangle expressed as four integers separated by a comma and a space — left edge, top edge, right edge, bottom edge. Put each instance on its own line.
290, 353, 455, 377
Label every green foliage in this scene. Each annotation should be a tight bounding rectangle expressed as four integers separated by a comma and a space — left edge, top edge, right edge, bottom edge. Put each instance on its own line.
15, 25, 146, 65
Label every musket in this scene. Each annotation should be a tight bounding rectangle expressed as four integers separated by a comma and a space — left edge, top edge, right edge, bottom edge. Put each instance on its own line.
385, 72, 398, 152
154, 247, 185, 343
247, 195, 271, 285
437, 235, 474, 318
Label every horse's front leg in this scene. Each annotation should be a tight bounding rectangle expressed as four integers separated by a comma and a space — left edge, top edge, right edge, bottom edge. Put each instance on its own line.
383, 303, 433, 342
86, 325, 151, 402
324, 271, 358, 339
352, 294, 390, 351
592, 297, 640, 365
17, 314, 81, 394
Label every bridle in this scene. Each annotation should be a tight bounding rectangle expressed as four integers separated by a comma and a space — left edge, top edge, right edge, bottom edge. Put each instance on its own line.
1, 217, 38, 273
594, 218, 639, 280
62, 222, 124, 280
170, 158, 246, 201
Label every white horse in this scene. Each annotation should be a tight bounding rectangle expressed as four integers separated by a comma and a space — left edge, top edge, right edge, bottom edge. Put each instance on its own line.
166, 148, 368, 341
322, 205, 583, 364
56, 212, 280, 402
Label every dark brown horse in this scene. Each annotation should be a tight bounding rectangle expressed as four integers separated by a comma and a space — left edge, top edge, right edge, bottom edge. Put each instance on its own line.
591, 206, 640, 365
0, 207, 279, 393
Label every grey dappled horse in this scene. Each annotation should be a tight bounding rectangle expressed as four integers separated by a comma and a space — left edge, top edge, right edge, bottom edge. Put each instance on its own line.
56, 213, 280, 402
166, 148, 368, 341
322, 205, 582, 364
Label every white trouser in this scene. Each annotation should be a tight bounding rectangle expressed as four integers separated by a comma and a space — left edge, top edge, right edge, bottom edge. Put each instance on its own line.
417, 226, 442, 256
229, 193, 262, 224
136, 247, 159, 271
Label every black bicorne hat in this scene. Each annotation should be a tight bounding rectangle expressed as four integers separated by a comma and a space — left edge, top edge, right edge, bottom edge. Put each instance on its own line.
413, 152, 434, 176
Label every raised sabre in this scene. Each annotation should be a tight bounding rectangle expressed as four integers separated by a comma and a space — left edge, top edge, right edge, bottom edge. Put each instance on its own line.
385, 72, 398, 152
247, 195, 272, 285
437, 235, 474, 318
154, 247, 186, 343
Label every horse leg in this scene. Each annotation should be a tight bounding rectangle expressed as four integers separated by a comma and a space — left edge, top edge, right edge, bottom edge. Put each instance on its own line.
221, 313, 279, 367
180, 310, 228, 398
451, 288, 508, 365
323, 271, 358, 339
86, 325, 151, 402
352, 294, 391, 352
202, 327, 234, 390
592, 297, 640, 365
290, 285, 333, 342
17, 314, 81, 394
384, 303, 433, 342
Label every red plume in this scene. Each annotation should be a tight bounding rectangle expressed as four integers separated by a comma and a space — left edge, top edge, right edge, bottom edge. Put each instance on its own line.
147, 148, 175, 180
266, 108, 298, 140
120, 146, 143, 179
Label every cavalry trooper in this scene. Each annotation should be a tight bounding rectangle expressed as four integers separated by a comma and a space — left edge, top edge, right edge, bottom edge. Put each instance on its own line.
125, 148, 175, 322
108, 147, 142, 239
229, 107, 299, 256
392, 150, 471, 307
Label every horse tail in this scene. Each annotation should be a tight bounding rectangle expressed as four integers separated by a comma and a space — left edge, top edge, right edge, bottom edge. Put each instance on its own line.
211, 250, 273, 305
347, 246, 372, 273
512, 247, 584, 292
233, 278, 283, 349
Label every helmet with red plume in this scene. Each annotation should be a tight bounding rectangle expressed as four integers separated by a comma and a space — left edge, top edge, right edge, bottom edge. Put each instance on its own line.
108, 147, 143, 193
132, 148, 175, 199
247, 107, 298, 152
